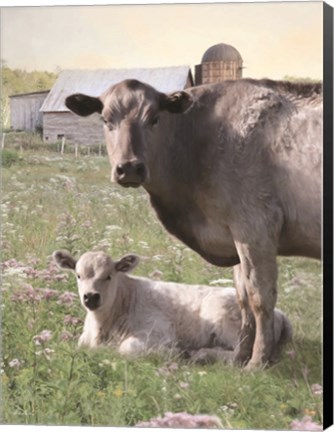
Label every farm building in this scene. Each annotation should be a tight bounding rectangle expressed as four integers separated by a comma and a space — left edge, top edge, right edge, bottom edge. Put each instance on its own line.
8, 42, 243, 141
9, 90, 49, 132
195, 43, 243, 85
40, 67, 193, 145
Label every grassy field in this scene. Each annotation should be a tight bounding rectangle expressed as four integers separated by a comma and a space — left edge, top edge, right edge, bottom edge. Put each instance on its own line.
1, 145, 323, 429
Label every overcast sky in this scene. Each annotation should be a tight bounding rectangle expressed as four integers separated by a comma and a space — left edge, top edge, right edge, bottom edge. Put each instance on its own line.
1, 1, 323, 80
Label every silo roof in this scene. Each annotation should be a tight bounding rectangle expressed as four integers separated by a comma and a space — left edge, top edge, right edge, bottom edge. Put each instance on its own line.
201, 43, 243, 63
40, 66, 192, 112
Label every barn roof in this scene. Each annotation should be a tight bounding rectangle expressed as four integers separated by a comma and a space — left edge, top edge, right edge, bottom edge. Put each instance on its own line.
40, 66, 193, 113
10, 90, 50, 98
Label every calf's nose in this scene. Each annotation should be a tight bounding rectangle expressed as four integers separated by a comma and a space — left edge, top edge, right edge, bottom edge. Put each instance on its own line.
115, 161, 146, 186
83, 292, 101, 310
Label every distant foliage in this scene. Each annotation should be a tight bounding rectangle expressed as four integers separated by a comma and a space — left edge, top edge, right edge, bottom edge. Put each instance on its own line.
1, 149, 21, 167
283, 75, 321, 83
1, 63, 58, 129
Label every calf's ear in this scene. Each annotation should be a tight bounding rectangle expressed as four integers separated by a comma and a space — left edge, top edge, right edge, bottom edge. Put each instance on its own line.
160, 91, 193, 114
65, 93, 103, 117
53, 250, 77, 271
115, 254, 140, 273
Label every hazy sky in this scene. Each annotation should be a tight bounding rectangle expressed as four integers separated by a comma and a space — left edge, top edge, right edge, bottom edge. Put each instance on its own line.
1, 1, 323, 79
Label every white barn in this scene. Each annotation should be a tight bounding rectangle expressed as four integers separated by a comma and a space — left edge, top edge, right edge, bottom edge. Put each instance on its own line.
9, 90, 49, 132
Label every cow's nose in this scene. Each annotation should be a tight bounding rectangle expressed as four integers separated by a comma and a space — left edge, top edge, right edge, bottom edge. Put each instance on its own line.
115, 162, 146, 186
83, 293, 101, 310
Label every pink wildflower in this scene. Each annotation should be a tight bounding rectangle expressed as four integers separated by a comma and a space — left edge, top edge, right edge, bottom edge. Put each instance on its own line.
39, 288, 59, 300
290, 416, 322, 431
311, 383, 323, 397
11, 284, 41, 303
136, 412, 222, 428
58, 291, 77, 305
59, 331, 73, 341
8, 358, 22, 368
35, 348, 54, 360
33, 330, 53, 345
64, 315, 81, 327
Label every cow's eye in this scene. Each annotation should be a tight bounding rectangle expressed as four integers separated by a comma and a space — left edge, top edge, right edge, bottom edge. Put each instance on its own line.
102, 118, 113, 131
106, 275, 111, 281
77, 274, 81, 279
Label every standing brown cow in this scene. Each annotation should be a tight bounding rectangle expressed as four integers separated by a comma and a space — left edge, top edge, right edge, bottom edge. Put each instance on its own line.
65, 78, 322, 368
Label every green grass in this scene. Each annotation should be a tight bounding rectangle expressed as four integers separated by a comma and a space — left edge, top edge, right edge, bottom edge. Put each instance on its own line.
1, 147, 323, 428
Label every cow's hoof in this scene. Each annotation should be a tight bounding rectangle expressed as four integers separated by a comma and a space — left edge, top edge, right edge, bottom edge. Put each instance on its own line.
233, 351, 251, 367
244, 359, 268, 371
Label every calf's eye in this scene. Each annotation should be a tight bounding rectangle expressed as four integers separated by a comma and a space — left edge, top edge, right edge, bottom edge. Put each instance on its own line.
77, 274, 81, 279
106, 275, 111, 281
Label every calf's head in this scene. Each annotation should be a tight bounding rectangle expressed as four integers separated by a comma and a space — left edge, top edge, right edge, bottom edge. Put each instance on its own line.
53, 250, 139, 312
65, 79, 193, 187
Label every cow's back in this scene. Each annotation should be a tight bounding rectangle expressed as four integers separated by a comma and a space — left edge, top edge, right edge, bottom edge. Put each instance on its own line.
149, 79, 322, 261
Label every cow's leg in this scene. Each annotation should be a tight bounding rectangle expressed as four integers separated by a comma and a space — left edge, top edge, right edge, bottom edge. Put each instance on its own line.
233, 264, 255, 366
234, 241, 278, 369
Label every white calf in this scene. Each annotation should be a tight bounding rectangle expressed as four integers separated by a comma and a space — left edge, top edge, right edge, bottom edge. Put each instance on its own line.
53, 250, 292, 364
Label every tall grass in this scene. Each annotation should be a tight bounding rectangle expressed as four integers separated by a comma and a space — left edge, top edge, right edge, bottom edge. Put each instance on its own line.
1, 147, 322, 428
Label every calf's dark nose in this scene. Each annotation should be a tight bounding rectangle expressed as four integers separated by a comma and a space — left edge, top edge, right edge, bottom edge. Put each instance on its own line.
83, 292, 101, 310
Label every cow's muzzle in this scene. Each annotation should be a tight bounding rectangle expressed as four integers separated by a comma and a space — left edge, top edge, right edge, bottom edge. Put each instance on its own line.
83, 292, 101, 311
115, 161, 146, 187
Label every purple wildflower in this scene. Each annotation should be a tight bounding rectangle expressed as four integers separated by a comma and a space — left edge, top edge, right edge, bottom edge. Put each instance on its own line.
136, 412, 222, 428
33, 330, 53, 346
39, 288, 59, 300
8, 358, 22, 368
35, 348, 55, 360
11, 284, 42, 303
58, 291, 77, 305
311, 383, 323, 397
59, 331, 74, 342
290, 416, 322, 431
64, 315, 81, 327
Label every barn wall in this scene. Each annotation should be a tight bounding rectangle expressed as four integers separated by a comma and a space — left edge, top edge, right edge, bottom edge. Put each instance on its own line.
10, 93, 48, 132
43, 112, 104, 145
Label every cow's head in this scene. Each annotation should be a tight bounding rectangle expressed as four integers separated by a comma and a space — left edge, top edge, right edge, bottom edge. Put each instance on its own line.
65, 79, 193, 188
53, 250, 139, 312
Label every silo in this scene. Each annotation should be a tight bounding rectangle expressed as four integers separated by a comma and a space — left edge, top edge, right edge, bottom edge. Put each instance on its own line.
195, 43, 243, 85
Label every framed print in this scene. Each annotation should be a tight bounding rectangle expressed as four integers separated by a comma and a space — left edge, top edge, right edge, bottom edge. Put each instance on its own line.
1, 1, 332, 430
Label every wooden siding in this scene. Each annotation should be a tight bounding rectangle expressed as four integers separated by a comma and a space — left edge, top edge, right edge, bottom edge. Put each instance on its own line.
10, 92, 48, 132
43, 112, 104, 145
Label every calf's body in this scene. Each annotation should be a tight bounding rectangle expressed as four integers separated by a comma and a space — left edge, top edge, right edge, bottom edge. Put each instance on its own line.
54, 250, 291, 363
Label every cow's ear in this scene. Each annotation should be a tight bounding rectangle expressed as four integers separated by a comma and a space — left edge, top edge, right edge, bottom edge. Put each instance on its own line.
53, 250, 77, 271
115, 254, 139, 273
160, 91, 193, 114
65, 93, 103, 117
